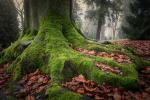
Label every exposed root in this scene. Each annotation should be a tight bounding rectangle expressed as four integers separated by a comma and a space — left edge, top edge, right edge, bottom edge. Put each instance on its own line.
0, 33, 36, 64
0, 14, 143, 99
75, 48, 132, 64
71, 56, 138, 88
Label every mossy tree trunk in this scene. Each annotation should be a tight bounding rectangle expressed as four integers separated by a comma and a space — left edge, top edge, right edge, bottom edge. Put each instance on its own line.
0, 0, 140, 99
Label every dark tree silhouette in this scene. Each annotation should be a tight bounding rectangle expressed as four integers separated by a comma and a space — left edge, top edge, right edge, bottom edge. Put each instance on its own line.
122, 0, 150, 39
0, 0, 19, 48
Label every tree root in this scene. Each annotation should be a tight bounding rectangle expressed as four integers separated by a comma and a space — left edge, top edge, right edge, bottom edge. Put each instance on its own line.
0, 33, 36, 64
0, 15, 141, 99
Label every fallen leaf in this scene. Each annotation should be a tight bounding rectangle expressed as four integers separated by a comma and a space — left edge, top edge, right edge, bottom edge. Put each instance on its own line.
25, 95, 35, 100
74, 75, 86, 83
76, 88, 85, 94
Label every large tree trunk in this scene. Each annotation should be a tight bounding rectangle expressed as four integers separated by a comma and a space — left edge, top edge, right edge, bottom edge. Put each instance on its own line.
0, 0, 139, 99
24, 0, 71, 31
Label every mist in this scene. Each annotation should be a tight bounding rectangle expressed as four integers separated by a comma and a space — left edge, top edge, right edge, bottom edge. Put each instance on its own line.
72, 0, 130, 41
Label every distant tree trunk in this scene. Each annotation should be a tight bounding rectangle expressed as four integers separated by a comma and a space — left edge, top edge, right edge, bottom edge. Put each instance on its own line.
112, 13, 119, 40
20, 12, 24, 30
70, 0, 73, 19
30, 0, 39, 30
13, 0, 24, 31
96, 16, 104, 41
24, 0, 30, 30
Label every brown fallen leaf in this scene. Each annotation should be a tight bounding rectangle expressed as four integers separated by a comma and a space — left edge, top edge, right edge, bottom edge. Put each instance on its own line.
76, 88, 85, 94
134, 93, 142, 100
25, 95, 35, 100
74, 75, 86, 83
95, 95, 104, 100
43, 77, 49, 84
96, 62, 122, 75
113, 40, 150, 56
36, 86, 45, 93
145, 67, 150, 71
88, 51, 96, 55
145, 87, 150, 94
83, 82, 97, 92
142, 92, 150, 100
113, 88, 121, 100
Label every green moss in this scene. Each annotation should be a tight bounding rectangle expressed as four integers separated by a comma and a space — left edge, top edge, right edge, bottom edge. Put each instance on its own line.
47, 85, 81, 100
0, 40, 21, 63
86, 42, 148, 68
62, 61, 78, 82
11, 63, 22, 80
141, 60, 150, 66
71, 55, 138, 89
0, 34, 35, 64
62, 20, 87, 47
8, 41, 46, 79
2, 12, 146, 99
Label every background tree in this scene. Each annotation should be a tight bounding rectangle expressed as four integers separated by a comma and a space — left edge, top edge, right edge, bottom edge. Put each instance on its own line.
13, 0, 24, 31
85, 0, 123, 40
0, 0, 19, 48
122, 0, 150, 39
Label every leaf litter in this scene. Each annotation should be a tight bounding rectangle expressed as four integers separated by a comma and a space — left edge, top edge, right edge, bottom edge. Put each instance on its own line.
0, 62, 11, 88
76, 48, 131, 64
63, 70, 150, 100
113, 40, 150, 56
14, 69, 49, 99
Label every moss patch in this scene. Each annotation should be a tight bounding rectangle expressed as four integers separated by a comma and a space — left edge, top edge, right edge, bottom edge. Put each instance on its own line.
0, 13, 146, 99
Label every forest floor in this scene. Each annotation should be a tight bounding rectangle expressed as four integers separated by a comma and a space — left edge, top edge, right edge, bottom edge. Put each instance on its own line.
0, 40, 150, 100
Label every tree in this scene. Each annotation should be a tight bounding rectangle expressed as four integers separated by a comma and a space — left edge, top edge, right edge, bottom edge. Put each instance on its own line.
13, 0, 24, 31
85, 0, 123, 40
0, 0, 19, 48
0, 0, 138, 99
122, 0, 150, 39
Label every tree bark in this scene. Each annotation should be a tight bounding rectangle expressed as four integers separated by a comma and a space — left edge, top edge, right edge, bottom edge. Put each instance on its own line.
24, 0, 30, 30
96, 18, 102, 41
96, 16, 104, 41
24, 0, 71, 31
